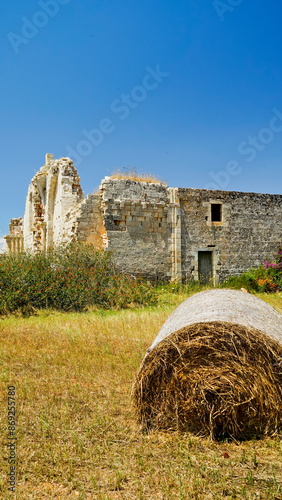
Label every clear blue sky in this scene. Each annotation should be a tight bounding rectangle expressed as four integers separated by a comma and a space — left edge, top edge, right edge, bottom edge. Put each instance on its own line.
1, 0, 282, 249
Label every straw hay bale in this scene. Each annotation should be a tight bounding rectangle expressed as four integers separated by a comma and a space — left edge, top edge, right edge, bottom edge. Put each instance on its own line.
133, 290, 282, 439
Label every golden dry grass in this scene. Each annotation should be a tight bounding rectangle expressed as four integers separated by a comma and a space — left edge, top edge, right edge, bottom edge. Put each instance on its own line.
0, 293, 282, 498
110, 167, 166, 184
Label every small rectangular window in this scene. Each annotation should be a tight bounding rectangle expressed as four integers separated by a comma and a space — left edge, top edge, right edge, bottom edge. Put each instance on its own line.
211, 204, 222, 222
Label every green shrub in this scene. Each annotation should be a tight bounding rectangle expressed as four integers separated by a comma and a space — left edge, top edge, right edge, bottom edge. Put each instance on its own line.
221, 269, 258, 292
221, 246, 282, 294
0, 244, 157, 315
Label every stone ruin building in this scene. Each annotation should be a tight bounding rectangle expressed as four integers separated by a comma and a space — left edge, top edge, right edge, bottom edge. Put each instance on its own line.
4, 153, 282, 283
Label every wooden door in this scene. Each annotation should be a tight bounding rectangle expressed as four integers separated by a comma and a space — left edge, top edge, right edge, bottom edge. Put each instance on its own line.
198, 251, 213, 283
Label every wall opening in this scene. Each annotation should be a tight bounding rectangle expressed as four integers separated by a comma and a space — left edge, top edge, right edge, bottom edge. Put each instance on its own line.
211, 203, 222, 222
42, 187, 46, 206
29, 193, 34, 229
198, 251, 213, 283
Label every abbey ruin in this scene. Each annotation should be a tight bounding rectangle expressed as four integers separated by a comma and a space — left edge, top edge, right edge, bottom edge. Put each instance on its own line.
5, 154, 282, 283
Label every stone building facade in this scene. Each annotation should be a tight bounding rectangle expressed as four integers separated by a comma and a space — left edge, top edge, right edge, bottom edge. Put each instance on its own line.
4, 154, 282, 283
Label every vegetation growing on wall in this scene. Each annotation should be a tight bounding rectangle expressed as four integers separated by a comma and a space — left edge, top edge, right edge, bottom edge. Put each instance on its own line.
110, 166, 166, 184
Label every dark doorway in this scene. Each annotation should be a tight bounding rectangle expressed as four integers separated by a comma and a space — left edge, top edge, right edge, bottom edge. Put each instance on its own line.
198, 251, 213, 283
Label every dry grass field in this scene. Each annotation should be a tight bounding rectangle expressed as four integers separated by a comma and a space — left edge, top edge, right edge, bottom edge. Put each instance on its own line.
1, 291, 282, 499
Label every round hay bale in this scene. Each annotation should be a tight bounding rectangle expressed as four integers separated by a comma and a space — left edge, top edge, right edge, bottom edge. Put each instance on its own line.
133, 290, 282, 439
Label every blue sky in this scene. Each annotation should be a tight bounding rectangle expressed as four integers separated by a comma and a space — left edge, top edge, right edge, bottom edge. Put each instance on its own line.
1, 0, 282, 248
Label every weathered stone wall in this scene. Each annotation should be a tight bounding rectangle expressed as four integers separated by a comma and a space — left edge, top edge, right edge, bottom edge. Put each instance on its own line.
52, 159, 84, 246
62, 193, 106, 248
5, 218, 23, 253
5, 154, 282, 284
100, 178, 172, 279
8, 218, 23, 237
179, 188, 282, 282
21, 154, 84, 252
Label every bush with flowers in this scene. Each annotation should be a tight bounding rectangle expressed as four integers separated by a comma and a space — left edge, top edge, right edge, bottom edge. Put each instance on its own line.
0, 243, 157, 315
221, 245, 282, 293
259, 245, 282, 292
